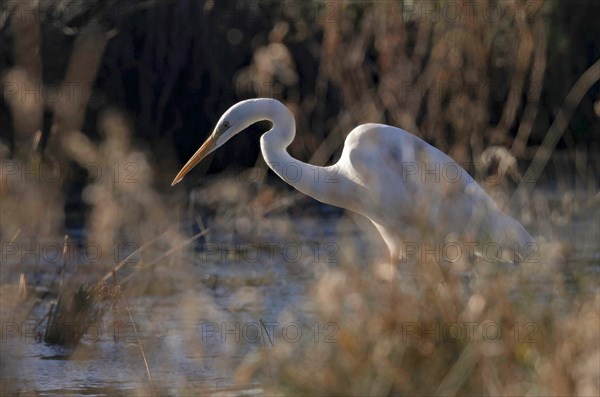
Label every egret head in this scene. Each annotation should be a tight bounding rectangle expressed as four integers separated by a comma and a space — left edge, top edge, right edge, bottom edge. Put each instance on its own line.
171, 101, 260, 186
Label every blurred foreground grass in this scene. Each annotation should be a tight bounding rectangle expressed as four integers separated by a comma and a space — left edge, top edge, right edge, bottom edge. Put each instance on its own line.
0, 124, 598, 395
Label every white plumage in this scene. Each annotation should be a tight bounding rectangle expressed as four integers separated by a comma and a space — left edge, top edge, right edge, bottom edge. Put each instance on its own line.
173, 98, 535, 262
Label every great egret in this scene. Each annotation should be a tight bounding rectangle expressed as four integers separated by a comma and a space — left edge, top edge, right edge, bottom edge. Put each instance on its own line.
172, 98, 536, 263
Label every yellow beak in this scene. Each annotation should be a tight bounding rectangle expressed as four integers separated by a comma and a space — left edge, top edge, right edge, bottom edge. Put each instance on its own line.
171, 134, 218, 186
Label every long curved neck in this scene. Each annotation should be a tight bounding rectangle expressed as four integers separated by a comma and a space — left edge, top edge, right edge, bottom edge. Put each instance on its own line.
253, 99, 348, 207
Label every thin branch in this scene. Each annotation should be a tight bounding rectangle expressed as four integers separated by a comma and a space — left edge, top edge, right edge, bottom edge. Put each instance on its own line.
510, 59, 600, 207
512, 21, 548, 157
116, 229, 209, 287
120, 292, 156, 393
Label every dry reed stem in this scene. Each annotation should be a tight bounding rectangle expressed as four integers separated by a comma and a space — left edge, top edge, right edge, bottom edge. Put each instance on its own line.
512, 59, 600, 204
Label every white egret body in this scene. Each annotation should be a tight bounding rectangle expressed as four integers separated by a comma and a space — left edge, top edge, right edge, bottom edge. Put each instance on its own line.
173, 98, 535, 262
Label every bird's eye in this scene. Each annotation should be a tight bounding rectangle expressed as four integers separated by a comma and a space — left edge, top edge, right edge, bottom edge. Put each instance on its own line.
222, 121, 230, 129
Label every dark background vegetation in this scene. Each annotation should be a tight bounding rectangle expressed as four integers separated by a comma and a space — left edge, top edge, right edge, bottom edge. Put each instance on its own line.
1, 0, 598, 170
0, 0, 598, 239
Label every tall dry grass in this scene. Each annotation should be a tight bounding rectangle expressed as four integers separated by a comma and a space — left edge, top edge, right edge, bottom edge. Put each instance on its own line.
233, 234, 598, 396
